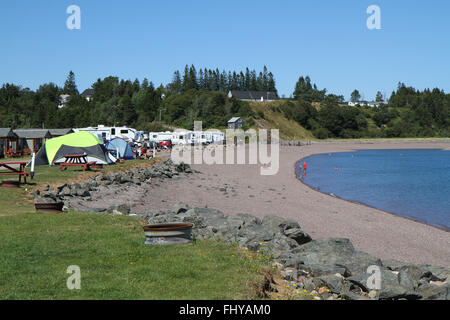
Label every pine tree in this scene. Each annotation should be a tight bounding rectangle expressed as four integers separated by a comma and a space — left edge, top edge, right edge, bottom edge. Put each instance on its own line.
250, 70, 257, 91
189, 65, 198, 90
182, 65, 190, 92
244, 68, 251, 91
375, 91, 383, 102
351, 90, 361, 103
170, 71, 182, 93
63, 71, 79, 95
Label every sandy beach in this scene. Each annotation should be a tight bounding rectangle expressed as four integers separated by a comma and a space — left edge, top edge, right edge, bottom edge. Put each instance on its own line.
78, 140, 450, 267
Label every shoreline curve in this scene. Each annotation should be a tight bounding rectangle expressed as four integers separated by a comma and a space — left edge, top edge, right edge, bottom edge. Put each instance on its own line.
293, 154, 450, 233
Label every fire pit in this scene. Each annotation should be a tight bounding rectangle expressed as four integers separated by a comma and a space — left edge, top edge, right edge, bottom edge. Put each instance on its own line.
1, 180, 21, 188
35, 202, 64, 213
143, 223, 193, 245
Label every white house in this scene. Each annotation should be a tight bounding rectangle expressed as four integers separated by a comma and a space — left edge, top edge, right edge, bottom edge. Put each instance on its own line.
228, 90, 278, 102
58, 94, 70, 108
348, 100, 387, 107
81, 89, 94, 101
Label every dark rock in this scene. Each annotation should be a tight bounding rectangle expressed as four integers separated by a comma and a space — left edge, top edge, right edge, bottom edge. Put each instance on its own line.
76, 188, 90, 197
299, 263, 349, 277
234, 213, 262, 226
172, 202, 191, 214
284, 228, 312, 245
34, 195, 57, 204
416, 283, 449, 300
347, 270, 421, 300
309, 274, 347, 295
398, 269, 417, 290
292, 238, 382, 275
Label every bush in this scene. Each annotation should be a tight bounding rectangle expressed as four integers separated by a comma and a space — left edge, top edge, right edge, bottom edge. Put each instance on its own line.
313, 127, 330, 139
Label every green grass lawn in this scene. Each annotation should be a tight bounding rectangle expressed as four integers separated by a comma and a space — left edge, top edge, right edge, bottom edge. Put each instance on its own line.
0, 212, 266, 299
0, 159, 269, 300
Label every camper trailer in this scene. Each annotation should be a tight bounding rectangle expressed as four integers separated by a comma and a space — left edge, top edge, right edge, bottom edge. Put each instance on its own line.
148, 131, 174, 143
171, 131, 190, 145
205, 131, 225, 144
187, 131, 208, 145
74, 125, 138, 143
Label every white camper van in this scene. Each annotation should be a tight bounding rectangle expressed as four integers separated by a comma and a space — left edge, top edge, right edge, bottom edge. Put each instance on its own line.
187, 131, 208, 145
205, 131, 225, 144
74, 125, 138, 143
171, 131, 190, 145
148, 131, 174, 143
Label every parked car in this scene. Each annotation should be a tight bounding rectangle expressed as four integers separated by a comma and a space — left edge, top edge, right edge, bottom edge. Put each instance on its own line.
157, 140, 172, 150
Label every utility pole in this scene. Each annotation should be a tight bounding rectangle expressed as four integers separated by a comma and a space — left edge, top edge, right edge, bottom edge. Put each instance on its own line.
159, 108, 166, 122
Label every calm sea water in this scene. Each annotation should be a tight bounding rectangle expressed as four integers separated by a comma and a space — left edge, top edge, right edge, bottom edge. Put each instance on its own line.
297, 149, 450, 231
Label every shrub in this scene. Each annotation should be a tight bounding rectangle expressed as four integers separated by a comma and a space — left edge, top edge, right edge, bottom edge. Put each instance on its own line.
313, 127, 330, 139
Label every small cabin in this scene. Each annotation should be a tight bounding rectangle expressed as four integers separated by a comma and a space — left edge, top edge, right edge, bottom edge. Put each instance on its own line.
227, 117, 245, 130
0, 128, 19, 158
13, 129, 52, 155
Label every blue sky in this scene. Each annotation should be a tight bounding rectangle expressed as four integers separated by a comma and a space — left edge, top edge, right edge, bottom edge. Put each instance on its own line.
1, 0, 450, 100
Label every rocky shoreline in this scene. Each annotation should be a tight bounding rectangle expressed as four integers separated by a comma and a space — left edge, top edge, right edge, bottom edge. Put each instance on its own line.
34, 160, 450, 300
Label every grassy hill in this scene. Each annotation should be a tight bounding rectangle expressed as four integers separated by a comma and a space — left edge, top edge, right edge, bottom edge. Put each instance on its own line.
247, 101, 315, 140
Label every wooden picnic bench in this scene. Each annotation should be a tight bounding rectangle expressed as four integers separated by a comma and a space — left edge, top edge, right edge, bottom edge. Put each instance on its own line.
57, 154, 97, 172
0, 161, 29, 184
5, 151, 24, 158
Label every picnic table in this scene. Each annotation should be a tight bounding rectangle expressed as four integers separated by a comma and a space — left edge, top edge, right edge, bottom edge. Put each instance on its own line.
5, 151, 23, 158
57, 154, 97, 171
0, 161, 30, 184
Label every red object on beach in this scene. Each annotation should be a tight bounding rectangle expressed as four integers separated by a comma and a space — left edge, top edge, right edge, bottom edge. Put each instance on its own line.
303, 162, 307, 169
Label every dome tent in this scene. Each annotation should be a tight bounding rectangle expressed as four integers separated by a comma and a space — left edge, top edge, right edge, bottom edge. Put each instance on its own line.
35, 131, 113, 166
105, 138, 134, 160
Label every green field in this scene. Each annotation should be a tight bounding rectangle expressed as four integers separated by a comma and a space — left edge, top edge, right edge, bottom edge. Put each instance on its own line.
0, 160, 268, 299
0, 212, 265, 299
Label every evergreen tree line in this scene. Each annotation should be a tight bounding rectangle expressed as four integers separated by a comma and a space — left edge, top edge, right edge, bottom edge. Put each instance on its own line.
0, 71, 448, 139
0, 71, 253, 131
167, 65, 277, 95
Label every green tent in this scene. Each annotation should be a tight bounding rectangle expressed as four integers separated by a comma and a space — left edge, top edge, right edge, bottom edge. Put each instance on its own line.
35, 131, 113, 166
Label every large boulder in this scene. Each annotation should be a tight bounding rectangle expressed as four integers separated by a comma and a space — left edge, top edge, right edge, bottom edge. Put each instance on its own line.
292, 238, 382, 275
416, 283, 450, 300
347, 270, 422, 300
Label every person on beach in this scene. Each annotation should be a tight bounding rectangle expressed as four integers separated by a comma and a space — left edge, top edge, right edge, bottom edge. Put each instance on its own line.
141, 144, 147, 159
303, 162, 307, 175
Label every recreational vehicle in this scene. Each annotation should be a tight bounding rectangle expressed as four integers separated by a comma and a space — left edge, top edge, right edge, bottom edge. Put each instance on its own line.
187, 131, 208, 145
206, 131, 225, 144
148, 131, 174, 143
171, 131, 190, 145
74, 125, 138, 143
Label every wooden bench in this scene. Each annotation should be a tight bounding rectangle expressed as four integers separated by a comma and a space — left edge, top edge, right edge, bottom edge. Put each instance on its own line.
57, 154, 97, 172
5, 152, 23, 159
0, 162, 29, 184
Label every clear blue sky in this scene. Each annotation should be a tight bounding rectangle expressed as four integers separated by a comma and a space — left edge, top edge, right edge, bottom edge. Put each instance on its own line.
1, 0, 450, 100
